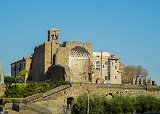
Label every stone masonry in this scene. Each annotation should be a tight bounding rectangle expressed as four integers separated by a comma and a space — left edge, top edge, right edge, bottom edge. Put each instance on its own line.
11, 57, 32, 78
93, 52, 121, 84
29, 28, 93, 82
11, 27, 121, 84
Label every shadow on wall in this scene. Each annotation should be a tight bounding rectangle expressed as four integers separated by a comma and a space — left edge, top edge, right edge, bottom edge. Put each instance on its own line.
45, 65, 66, 81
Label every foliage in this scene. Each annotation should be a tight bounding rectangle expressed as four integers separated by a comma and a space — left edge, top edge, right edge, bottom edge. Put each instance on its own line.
4, 80, 70, 98
4, 76, 24, 84
4, 70, 29, 84
134, 95, 160, 113
72, 94, 160, 114
19, 70, 29, 83
72, 94, 106, 114
19, 70, 29, 77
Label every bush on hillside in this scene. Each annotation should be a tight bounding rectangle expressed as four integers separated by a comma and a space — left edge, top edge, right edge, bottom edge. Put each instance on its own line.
4, 80, 70, 98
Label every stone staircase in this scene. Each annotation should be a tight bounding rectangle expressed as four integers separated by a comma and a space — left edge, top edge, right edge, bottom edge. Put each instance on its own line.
34, 92, 66, 114
20, 84, 71, 114
23, 85, 71, 103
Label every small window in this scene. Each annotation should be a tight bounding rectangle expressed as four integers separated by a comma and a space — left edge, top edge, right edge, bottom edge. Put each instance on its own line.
105, 76, 108, 80
96, 61, 101, 69
102, 65, 105, 69
97, 56, 99, 57
108, 74, 110, 80
115, 76, 117, 79
115, 66, 117, 70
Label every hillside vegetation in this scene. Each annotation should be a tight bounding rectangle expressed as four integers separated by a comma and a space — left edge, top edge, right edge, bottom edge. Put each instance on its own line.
72, 94, 160, 114
4, 80, 70, 98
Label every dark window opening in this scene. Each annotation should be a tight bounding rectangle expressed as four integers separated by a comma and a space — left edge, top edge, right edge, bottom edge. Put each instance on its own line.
53, 54, 56, 65
105, 76, 108, 80
108, 74, 110, 80
67, 97, 74, 110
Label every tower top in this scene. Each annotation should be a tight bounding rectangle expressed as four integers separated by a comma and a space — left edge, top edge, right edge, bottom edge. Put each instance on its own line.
48, 27, 60, 42
49, 27, 59, 31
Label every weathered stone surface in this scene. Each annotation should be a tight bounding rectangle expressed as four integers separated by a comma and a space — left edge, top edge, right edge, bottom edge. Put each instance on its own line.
10, 28, 122, 85
0, 62, 4, 84
30, 28, 93, 83
0, 85, 5, 97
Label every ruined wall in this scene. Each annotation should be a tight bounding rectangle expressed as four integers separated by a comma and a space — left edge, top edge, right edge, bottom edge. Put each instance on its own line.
55, 46, 69, 66
67, 42, 92, 82
31, 40, 60, 81
31, 44, 45, 81
48, 41, 93, 83
44, 41, 59, 73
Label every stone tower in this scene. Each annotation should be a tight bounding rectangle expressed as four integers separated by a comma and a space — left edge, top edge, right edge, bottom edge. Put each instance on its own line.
0, 62, 4, 84
30, 28, 60, 81
48, 28, 60, 44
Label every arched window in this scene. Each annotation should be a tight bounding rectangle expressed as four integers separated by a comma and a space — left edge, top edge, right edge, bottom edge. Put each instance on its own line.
96, 61, 101, 69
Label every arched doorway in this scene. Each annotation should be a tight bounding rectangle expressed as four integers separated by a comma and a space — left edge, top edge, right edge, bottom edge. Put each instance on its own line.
67, 97, 74, 110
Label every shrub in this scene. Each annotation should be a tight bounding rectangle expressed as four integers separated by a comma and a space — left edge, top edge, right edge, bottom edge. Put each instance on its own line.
4, 80, 70, 98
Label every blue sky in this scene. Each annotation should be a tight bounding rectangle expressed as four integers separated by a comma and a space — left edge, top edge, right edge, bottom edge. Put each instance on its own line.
0, 0, 160, 84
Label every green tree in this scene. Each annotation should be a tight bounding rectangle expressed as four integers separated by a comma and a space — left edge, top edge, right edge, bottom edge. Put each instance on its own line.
72, 94, 160, 113
19, 70, 29, 83
4, 76, 16, 84
135, 95, 160, 113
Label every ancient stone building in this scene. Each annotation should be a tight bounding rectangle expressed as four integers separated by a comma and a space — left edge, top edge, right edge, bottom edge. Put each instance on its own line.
0, 62, 4, 84
29, 28, 93, 83
93, 52, 121, 84
11, 56, 32, 79
11, 27, 122, 84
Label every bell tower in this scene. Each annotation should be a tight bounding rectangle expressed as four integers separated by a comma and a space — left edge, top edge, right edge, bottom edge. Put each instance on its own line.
48, 28, 60, 43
